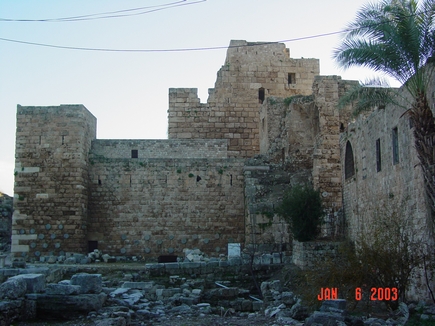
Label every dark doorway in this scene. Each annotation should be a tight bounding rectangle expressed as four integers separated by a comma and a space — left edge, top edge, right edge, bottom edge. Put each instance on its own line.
88, 240, 98, 253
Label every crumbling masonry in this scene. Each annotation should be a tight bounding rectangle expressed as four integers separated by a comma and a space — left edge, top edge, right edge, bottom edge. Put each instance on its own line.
13, 40, 431, 267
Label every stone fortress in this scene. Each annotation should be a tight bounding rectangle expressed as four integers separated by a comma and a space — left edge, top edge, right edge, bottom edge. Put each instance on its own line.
11, 40, 433, 277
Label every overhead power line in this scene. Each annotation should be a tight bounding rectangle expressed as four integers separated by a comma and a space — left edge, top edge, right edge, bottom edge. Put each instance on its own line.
0, 0, 206, 22
0, 30, 350, 53
0, 6, 429, 53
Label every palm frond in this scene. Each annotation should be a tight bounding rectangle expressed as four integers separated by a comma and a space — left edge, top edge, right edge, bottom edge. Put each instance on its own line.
337, 78, 402, 116
334, 0, 435, 88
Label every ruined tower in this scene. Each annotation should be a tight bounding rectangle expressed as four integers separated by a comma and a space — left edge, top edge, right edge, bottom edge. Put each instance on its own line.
168, 40, 319, 157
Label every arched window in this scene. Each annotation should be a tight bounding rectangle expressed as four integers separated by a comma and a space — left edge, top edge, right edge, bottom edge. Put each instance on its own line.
344, 141, 355, 179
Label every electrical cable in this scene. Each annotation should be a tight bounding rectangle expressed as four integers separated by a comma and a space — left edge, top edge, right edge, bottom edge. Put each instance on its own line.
0, 0, 205, 22
0, 30, 351, 53
0, 7, 430, 53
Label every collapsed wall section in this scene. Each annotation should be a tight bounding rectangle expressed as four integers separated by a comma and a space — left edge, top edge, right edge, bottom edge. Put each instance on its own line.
87, 141, 245, 257
12, 105, 96, 258
168, 40, 320, 158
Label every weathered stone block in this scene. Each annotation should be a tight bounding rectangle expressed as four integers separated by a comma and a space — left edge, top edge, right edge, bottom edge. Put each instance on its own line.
70, 273, 102, 294
121, 282, 154, 290
304, 311, 345, 325
0, 276, 27, 299
9, 274, 45, 294
32, 293, 107, 319
320, 299, 347, 312
45, 283, 81, 295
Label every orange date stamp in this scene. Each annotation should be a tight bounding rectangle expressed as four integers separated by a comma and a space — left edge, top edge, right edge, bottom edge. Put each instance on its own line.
355, 287, 398, 301
317, 287, 398, 301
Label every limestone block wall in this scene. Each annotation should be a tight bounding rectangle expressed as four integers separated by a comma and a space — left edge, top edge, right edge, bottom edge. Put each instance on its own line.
341, 86, 433, 300
168, 40, 320, 158
341, 95, 428, 242
0, 193, 13, 252
259, 96, 319, 167
243, 158, 312, 251
258, 76, 355, 236
292, 240, 340, 270
87, 156, 245, 257
12, 105, 96, 258
91, 139, 228, 159
311, 76, 355, 215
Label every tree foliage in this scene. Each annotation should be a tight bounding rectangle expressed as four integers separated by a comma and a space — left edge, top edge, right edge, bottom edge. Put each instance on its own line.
277, 185, 323, 242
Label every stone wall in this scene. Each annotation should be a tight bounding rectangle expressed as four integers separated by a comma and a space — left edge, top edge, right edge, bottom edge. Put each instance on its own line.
243, 156, 313, 250
258, 77, 356, 237
88, 155, 245, 257
91, 139, 229, 159
340, 83, 434, 300
168, 40, 319, 158
292, 240, 340, 270
341, 95, 429, 243
260, 97, 319, 168
12, 105, 96, 259
0, 193, 13, 253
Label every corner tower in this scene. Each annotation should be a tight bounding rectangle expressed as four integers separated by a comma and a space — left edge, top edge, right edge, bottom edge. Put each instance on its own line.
12, 105, 96, 259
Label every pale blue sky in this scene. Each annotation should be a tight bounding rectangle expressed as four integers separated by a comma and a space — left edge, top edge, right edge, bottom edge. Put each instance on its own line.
0, 0, 390, 195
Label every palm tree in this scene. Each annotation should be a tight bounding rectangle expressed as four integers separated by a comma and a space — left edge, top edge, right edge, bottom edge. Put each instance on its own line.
334, 0, 435, 220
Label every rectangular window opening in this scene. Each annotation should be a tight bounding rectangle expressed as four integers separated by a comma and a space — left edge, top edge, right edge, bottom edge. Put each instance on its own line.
259, 88, 265, 104
392, 127, 399, 164
131, 149, 138, 158
376, 138, 382, 172
288, 73, 296, 85
61, 135, 65, 145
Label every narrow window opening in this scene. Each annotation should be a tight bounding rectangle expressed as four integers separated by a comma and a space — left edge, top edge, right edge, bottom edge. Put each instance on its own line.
131, 149, 138, 158
340, 123, 344, 132
281, 148, 285, 162
392, 127, 399, 164
196, 175, 201, 182
409, 117, 414, 129
130, 175, 132, 187
262, 118, 265, 131
98, 176, 102, 185
39, 136, 42, 145
344, 141, 355, 179
61, 135, 65, 145
376, 138, 382, 172
259, 88, 265, 104
230, 174, 233, 186
288, 73, 296, 85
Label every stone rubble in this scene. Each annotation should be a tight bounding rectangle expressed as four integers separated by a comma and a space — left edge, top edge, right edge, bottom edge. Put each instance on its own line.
0, 265, 430, 326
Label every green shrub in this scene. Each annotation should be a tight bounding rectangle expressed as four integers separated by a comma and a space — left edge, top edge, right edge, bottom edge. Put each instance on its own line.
277, 185, 322, 242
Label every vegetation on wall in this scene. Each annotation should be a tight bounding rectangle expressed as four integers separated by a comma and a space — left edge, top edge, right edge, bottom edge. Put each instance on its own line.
277, 185, 323, 242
